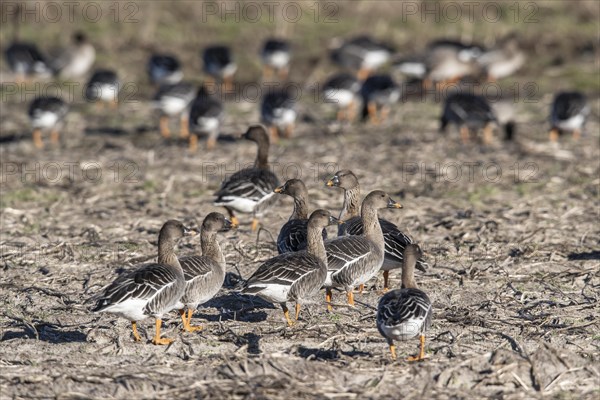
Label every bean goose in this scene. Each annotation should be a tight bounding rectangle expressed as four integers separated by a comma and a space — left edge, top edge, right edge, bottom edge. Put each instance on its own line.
28, 96, 68, 149
261, 89, 297, 142
85, 69, 120, 110
330, 36, 393, 80
326, 170, 425, 292
147, 53, 183, 85
214, 125, 280, 231
324, 191, 402, 310
377, 244, 432, 361
177, 213, 235, 332
261, 38, 291, 81
423, 39, 484, 89
242, 210, 338, 326
476, 33, 525, 81
91, 220, 195, 345
154, 81, 196, 140
440, 93, 497, 145
51, 31, 95, 79
323, 73, 361, 122
4, 5, 51, 81
202, 45, 236, 92
360, 74, 400, 125
189, 85, 224, 151
274, 179, 327, 254
549, 91, 589, 142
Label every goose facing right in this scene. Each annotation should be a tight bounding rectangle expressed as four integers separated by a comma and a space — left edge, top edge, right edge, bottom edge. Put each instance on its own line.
324, 190, 403, 310
377, 244, 432, 361
242, 210, 338, 326
274, 179, 327, 254
91, 220, 195, 345
177, 212, 235, 332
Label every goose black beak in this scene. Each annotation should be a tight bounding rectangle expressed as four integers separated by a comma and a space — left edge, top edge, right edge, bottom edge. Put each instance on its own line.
387, 198, 403, 209
416, 261, 427, 273
184, 227, 198, 236
326, 176, 339, 187
328, 215, 340, 226
221, 218, 236, 231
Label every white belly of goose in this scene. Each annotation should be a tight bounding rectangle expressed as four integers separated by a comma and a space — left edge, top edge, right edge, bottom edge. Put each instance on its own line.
556, 114, 585, 131
323, 89, 354, 107
161, 96, 188, 115
31, 112, 59, 129
99, 298, 149, 322
252, 284, 290, 304
380, 317, 424, 340
215, 196, 258, 213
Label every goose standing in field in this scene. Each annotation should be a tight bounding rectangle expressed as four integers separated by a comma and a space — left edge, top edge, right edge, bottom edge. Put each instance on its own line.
324, 191, 403, 310
91, 220, 195, 345
214, 125, 280, 231
52, 31, 95, 79
261, 88, 297, 142
202, 45, 236, 92
154, 81, 196, 139
330, 36, 393, 80
423, 39, 484, 89
549, 91, 589, 142
242, 210, 338, 326
177, 213, 235, 332
323, 73, 361, 122
189, 85, 224, 151
274, 179, 328, 254
377, 244, 432, 361
360, 74, 400, 125
84, 69, 120, 110
326, 170, 425, 292
440, 93, 498, 144
476, 33, 525, 81
261, 38, 291, 81
4, 5, 52, 82
28, 96, 68, 149
147, 53, 183, 85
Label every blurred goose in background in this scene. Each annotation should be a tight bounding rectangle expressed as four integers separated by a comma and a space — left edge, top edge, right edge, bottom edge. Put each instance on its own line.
202, 45, 236, 92
4, 5, 51, 82
261, 88, 297, 141
377, 244, 432, 361
360, 74, 400, 124
28, 96, 68, 149
330, 35, 393, 80
51, 31, 95, 79
242, 210, 338, 326
188, 85, 224, 151
324, 191, 403, 310
549, 91, 589, 142
261, 38, 291, 81
323, 73, 361, 122
477, 33, 525, 81
84, 69, 120, 110
214, 125, 280, 231
274, 179, 328, 254
326, 170, 425, 291
177, 213, 234, 332
147, 53, 183, 85
91, 220, 195, 345
154, 81, 196, 140
423, 39, 484, 89
440, 93, 497, 144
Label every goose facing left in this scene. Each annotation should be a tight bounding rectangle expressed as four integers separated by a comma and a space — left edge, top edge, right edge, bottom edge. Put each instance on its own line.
242, 210, 338, 326
91, 220, 196, 345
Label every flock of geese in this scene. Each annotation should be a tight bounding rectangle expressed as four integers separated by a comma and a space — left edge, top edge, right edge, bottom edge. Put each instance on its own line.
4, 9, 592, 361
4, 5, 591, 149
90, 124, 431, 361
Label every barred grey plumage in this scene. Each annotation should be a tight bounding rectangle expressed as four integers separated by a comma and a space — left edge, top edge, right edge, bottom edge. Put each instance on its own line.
177, 213, 233, 332
377, 244, 432, 361
242, 210, 338, 326
323, 190, 403, 309
91, 220, 194, 345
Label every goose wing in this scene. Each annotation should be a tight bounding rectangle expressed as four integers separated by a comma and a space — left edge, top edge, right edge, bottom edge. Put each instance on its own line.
325, 235, 372, 272
91, 263, 178, 312
215, 168, 279, 202
277, 219, 327, 254
377, 288, 432, 327
243, 251, 318, 292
